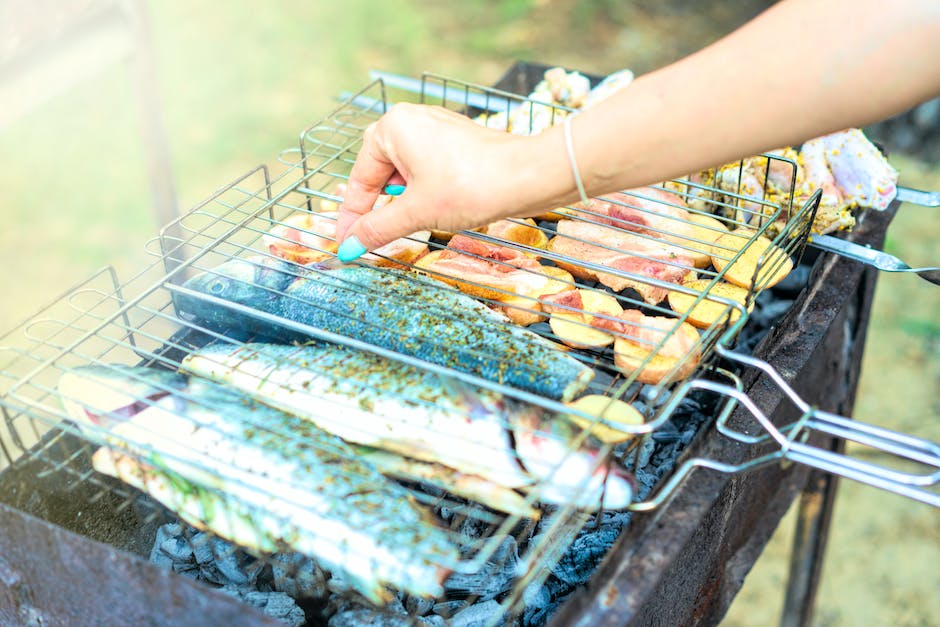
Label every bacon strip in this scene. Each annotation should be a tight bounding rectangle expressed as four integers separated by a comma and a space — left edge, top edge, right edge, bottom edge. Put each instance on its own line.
548, 220, 694, 304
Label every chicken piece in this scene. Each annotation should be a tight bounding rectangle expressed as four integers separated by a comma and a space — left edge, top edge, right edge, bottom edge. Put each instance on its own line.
793, 137, 855, 234
819, 128, 898, 211
584, 68, 635, 108
799, 138, 845, 207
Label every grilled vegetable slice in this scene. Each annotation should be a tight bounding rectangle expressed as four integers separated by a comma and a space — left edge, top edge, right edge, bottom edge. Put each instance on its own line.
546, 289, 624, 350
479, 218, 549, 252
613, 310, 702, 384
498, 266, 575, 326
564, 395, 644, 444
710, 230, 793, 289
667, 279, 753, 329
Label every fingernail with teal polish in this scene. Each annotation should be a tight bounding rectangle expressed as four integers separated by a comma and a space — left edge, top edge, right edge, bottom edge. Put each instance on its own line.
383, 184, 406, 196
337, 235, 367, 262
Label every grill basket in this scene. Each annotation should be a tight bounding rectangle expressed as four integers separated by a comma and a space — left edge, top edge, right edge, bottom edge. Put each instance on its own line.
1, 72, 937, 624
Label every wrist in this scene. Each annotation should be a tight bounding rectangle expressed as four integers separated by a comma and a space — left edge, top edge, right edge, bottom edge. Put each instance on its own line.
501, 119, 588, 216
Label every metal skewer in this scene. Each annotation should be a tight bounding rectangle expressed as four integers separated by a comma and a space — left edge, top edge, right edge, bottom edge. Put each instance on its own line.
810, 234, 940, 286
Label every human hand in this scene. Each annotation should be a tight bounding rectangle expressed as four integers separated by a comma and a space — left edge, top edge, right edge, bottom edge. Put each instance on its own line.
335, 102, 572, 259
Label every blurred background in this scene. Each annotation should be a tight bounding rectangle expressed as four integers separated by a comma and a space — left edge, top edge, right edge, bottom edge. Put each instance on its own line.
1, 1, 937, 624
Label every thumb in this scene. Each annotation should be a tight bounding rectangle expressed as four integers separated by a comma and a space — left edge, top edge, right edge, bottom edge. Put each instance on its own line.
339, 195, 423, 256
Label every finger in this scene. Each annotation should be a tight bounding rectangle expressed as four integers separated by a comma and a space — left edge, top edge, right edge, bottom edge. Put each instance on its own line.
343, 195, 424, 252
337, 122, 397, 240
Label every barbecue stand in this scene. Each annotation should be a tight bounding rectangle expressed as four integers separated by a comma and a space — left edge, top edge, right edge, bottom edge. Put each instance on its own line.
0, 61, 931, 626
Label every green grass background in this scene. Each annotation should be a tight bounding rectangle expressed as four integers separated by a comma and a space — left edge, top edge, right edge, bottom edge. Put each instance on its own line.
1, 1, 937, 624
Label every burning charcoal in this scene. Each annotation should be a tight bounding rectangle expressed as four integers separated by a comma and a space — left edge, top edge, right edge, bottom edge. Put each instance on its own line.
417, 615, 446, 627
432, 599, 469, 618
444, 536, 519, 601
651, 425, 682, 443
438, 506, 455, 522
450, 599, 504, 627
191, 532, 214, 565
187, 533, 261, 587
404, 593, 435, 616
551, 522, 623, 587
149, 523, 192, 568
772, 263, 810, 296
458, 514, 489, 540
212, 541, 262, 588
639, 384, 672, 408
328, 601, 410, 627
521, 582, 552, 626
273, 553, 329, 599
523, 599, 560, 627
634, 435, 656, 473
326, 569, 355, 597
220, 587, 305, 626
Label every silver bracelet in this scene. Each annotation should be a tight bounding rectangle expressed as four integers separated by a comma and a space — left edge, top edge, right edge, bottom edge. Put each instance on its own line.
563, 114, 590, 206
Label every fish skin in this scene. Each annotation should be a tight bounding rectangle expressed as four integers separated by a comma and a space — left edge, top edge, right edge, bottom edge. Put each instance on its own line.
181, 343, 635, 510
176, 258, 594, 402
58, 364, 458, 603
174, 256, 302, 343
353, 446, 542, 521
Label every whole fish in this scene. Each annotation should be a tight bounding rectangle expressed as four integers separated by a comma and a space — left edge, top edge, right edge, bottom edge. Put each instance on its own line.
173, 257, 594, 401
57, 364, 459, 603
180, 342, 635, 510
353, 446, 542, 521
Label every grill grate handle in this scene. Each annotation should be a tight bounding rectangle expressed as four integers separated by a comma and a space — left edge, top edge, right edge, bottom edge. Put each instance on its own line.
712, 347, 940, 507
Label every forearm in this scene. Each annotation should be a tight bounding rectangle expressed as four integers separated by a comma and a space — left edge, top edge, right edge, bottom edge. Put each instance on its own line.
337, 0, 940, 252
552, 0, 940, 200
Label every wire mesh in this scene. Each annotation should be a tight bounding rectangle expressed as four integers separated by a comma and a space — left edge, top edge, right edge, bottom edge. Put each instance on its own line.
0, 74, 824, 620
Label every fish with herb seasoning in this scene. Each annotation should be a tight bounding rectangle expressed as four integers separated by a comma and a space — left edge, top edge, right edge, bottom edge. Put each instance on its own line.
352, 445, 542, 520
173, 257, 594, 401
57, 364, 459, 603
181, 342, 635, 510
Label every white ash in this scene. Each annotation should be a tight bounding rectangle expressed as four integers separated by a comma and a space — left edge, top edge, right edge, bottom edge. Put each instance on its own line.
149, 523, 306, 625
444, 536, 519, 601
449, 599, 504, 627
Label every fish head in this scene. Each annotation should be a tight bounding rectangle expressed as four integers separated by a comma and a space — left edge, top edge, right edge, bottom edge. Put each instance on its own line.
177, 256, 296, 314
511, 408, 636, 510
58, 365, 188, 430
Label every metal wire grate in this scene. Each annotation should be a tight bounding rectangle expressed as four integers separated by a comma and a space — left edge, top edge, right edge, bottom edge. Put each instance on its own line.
0, 74, 829, 619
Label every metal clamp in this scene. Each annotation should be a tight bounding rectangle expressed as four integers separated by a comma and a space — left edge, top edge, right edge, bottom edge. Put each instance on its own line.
713, 347, 940, 507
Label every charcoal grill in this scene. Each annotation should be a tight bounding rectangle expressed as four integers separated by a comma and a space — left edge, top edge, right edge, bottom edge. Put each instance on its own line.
1, 62, 937, 626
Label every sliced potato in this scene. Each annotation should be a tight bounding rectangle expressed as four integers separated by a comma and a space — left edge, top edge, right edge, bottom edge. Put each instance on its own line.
613, 314, 701, 384
688, 213, 731, 234
499, 266, 574, 326
430, 229, 457, 241
414, 250, 508, 300
481, 218, 549, 251
710, 230, 793, 289
551, 313, 615, 350
367, 230, 430, 268
531, 205, 582, 222
538, 265, 575, 290
564, 395, 644, 444
548, 289, 623, 349
667, 279, 753, 329
685, 214, 730, 268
